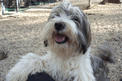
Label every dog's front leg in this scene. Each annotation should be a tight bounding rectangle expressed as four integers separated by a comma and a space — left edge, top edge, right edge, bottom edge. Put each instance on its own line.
6, 53, 45, 81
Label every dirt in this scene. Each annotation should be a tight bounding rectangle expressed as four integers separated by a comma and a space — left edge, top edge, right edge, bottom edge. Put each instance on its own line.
0, 0, 122, 81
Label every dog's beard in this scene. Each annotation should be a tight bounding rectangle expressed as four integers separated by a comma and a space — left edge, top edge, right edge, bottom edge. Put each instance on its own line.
49, 35, 79, 58
43, 20, 79, 58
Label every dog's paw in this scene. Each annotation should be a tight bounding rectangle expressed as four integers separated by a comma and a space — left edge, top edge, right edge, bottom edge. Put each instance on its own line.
6, 53, 44, 81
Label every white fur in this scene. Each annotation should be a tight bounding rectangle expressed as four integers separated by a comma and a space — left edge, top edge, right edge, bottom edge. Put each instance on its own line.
6, 1, 95, 81
6, 48, 95, 81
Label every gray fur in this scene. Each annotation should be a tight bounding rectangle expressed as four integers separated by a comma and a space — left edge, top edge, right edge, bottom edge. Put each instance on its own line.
97, 43, 115, 63
77, 12, 91, 54
47, 2, 91, 54
91, 43, 115, 81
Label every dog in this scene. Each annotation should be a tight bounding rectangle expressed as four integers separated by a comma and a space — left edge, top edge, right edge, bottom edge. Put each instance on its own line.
6, 1, 115, 81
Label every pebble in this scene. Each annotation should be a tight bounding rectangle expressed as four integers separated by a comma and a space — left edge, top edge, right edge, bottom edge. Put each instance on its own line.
118, 59, 121, 62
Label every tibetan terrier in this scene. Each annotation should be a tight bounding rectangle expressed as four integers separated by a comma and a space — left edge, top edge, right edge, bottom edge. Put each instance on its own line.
6, 1, 115, 81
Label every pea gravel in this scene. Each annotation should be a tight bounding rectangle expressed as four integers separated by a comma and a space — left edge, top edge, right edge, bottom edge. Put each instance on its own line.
0, 0, 122, 81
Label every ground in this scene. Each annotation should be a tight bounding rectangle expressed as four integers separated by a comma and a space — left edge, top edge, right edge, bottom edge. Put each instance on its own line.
0, 0, 122, 81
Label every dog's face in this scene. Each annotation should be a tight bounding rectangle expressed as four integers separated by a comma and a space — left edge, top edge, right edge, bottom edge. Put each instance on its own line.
43, 1, 91, 55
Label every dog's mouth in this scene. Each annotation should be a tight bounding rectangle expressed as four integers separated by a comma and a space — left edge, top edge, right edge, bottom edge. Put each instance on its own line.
55, 34, 68, 44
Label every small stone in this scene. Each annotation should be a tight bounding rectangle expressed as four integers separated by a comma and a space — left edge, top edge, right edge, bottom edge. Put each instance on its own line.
118, 59, 121, 62
0, 50, 8, 60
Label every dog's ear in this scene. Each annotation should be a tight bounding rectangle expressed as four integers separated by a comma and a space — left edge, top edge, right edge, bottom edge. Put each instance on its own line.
44, 40, 48, 47
78, 42, 88, 54
82, 44, 87, 54
81, 12, 91, 46
77, 11, 91, 54
78, 34, 88, 54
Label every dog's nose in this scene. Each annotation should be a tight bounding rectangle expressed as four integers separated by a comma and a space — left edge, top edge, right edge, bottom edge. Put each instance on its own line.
55, 22, 65, 31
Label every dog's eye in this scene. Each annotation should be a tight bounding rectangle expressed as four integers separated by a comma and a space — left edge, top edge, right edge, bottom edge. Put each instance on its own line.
72, 17, 80, 27
50, 14, 60, 19
50, 16, 55, 19
52, 16, 55, 18
72, 16, 80, 23
56, 14, 60, 17
73, 18, 79, 22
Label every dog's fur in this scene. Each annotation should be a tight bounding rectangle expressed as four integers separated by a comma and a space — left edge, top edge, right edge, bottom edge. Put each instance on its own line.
6, 1, 115, 81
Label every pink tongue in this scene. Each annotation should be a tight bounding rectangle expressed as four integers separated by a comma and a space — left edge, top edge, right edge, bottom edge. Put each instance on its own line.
55, 35, 66, 42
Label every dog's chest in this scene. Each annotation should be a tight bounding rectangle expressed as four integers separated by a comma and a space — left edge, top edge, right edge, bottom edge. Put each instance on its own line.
47, 61, 78, 81
43, 52, 95, 81
44, 58, 94, 81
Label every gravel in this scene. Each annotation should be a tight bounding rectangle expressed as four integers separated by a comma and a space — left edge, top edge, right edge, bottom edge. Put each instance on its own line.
0, 0, 122, 81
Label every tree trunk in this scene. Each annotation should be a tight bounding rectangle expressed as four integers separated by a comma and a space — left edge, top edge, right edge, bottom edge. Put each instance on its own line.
99, 0, 108, 4
0, 2, 1, 15
100, 0, 121, 4
108, 0, 121, 3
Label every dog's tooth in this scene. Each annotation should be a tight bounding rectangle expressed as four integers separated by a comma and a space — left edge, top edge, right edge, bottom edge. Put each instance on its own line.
63, 38, 65, 41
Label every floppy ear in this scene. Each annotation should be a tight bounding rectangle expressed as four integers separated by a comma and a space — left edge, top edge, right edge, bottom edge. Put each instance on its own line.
78, 33, 88, 54
77, 11, 91, 54
81, 12, 91, 46
78, 41, 87, 54
44, 40, 48, 47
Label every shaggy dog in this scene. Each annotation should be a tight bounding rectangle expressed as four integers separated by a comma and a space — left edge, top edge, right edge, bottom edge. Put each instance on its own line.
6, 1, 115, 81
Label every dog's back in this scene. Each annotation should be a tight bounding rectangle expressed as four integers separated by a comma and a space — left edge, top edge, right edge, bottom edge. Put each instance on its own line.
91, 43, 115, 81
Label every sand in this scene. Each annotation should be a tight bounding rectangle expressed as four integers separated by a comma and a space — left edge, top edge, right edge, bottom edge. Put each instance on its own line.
0, 0, 122, 81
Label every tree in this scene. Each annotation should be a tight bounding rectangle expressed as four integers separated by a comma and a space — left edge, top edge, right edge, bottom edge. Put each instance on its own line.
6, 0, 29, 8
0, 1, 1, 15
100, 0, 121, 4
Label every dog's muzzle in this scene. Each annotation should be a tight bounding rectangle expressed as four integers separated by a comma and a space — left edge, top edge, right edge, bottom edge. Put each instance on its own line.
55, 22, 65, 31
54, 22, 68, 44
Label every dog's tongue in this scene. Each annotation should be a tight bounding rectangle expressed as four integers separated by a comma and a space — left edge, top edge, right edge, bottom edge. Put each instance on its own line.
55, 34, 66, 42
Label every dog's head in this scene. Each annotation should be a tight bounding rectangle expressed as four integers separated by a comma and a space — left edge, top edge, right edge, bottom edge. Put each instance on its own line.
43, 1, 91, 55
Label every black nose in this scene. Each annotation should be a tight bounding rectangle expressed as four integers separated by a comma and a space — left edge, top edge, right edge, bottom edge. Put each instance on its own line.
55, 22, 65, 31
